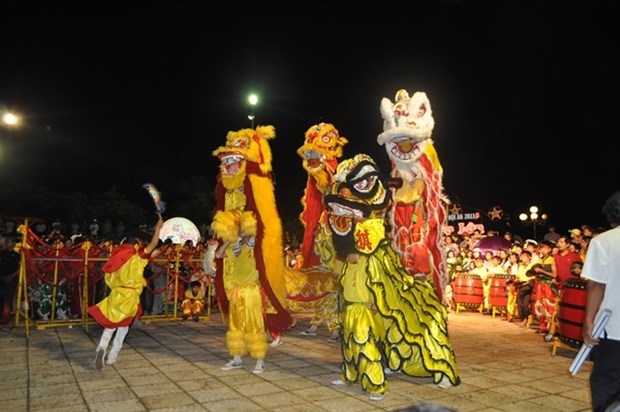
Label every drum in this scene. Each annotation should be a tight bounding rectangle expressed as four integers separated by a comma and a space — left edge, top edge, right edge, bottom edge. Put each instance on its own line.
452, 273, 484, 308
557, 277, 587, 347
489, 274, 515, 309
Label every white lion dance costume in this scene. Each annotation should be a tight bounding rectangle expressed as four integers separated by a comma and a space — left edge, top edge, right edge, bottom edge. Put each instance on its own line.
211, 126, 294, 348
325, 153, 460, 398
377, 89, 450, 301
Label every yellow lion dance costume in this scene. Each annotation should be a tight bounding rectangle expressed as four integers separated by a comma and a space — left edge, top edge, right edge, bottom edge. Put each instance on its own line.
211, 125, 294, 340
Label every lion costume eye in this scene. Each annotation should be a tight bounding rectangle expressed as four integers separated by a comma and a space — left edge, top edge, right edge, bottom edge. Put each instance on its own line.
353, 175, 377, 194
232, 136, 249, 148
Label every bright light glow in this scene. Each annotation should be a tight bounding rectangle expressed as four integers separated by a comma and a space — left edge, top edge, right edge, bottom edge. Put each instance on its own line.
248, 94, 258, 128
531, 212, 538, 220
2, 112, 20, 127
519, 213, 527, 221
529, 205, 538, 214
541, 213, 548, 221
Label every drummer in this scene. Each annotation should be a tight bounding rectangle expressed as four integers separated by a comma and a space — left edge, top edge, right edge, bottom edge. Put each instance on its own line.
469, 257, 491, 313
531, 240, 558, 334
513, 251, 536, 327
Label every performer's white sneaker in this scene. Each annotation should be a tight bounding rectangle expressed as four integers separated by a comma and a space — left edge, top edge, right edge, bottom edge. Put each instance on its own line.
438, 375, 454, 389
299, 325, 318, 336
221, 360, 243, 371
369, 392, 387, 401
330, 379, 345, 385
106, 355, 118, 365
270, 337, 283, 347
327, 331, 340, 343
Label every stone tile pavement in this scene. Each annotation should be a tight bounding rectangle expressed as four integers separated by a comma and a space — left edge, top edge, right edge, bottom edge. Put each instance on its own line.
0, 310, 593, 411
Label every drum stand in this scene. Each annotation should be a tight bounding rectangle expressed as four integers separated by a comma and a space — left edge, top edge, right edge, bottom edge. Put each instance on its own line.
455, 302, 483, 315
551, 336, 579, 356
491, 305, 508, 319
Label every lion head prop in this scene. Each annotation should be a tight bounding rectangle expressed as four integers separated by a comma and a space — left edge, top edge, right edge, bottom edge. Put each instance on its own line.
297, 123, 348, 268
297, 123, 348, 193
212, 125, 275, 190
324, 153, 401, 259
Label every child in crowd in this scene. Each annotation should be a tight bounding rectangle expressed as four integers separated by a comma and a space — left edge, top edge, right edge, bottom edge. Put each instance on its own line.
181, 280, 205, 321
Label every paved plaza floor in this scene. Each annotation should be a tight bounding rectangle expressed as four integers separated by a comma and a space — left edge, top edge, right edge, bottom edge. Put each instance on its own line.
0, 309, 593, 411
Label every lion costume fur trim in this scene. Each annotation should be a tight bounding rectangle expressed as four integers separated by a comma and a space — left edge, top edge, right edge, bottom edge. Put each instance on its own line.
247, 173, 287, 304
211, 209, 242, 244
241, 210, 257, 237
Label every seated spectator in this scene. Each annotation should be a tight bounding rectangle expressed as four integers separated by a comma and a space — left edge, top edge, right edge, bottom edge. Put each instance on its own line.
513, 250, 536, 327
181, 280, 205, 322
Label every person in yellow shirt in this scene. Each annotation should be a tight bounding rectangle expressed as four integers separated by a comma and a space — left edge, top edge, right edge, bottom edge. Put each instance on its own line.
181, 280, 205, 321
212, 209, 269, 374
88, 217, 164, 371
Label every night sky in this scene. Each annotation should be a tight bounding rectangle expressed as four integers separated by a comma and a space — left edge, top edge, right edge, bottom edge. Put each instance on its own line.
1, 1, 619, 236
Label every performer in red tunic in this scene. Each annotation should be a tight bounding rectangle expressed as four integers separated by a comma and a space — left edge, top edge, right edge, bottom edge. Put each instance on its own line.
88, 218, 163, 371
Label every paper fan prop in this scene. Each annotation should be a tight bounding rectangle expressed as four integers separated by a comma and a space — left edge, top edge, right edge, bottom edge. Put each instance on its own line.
160, 217, 200, 245
142, 183, 166, 217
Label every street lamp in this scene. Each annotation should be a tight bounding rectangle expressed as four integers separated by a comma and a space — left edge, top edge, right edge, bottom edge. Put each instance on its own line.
248, 94, 258, 128
519, 205, 548, 240
2, 112, 21, 127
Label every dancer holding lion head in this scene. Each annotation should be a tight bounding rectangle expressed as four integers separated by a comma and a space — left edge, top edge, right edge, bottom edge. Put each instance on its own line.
292, 122, 348, 342
210, 125, 294, 363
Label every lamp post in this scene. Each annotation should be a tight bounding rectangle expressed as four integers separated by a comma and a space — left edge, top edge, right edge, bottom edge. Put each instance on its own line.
248, 94, 258, 128
519, 205, 548, 240
2, 111, 21, 127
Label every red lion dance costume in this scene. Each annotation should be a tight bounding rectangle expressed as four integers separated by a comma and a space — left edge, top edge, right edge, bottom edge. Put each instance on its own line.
377, 89, 450, 301
290, 123, 348, 338
211, 125, 294, 340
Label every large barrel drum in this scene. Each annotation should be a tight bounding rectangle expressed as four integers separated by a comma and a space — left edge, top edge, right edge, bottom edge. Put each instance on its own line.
557, 277, 587, 347
489, 274, 515, 309
452, 273, 484, 307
